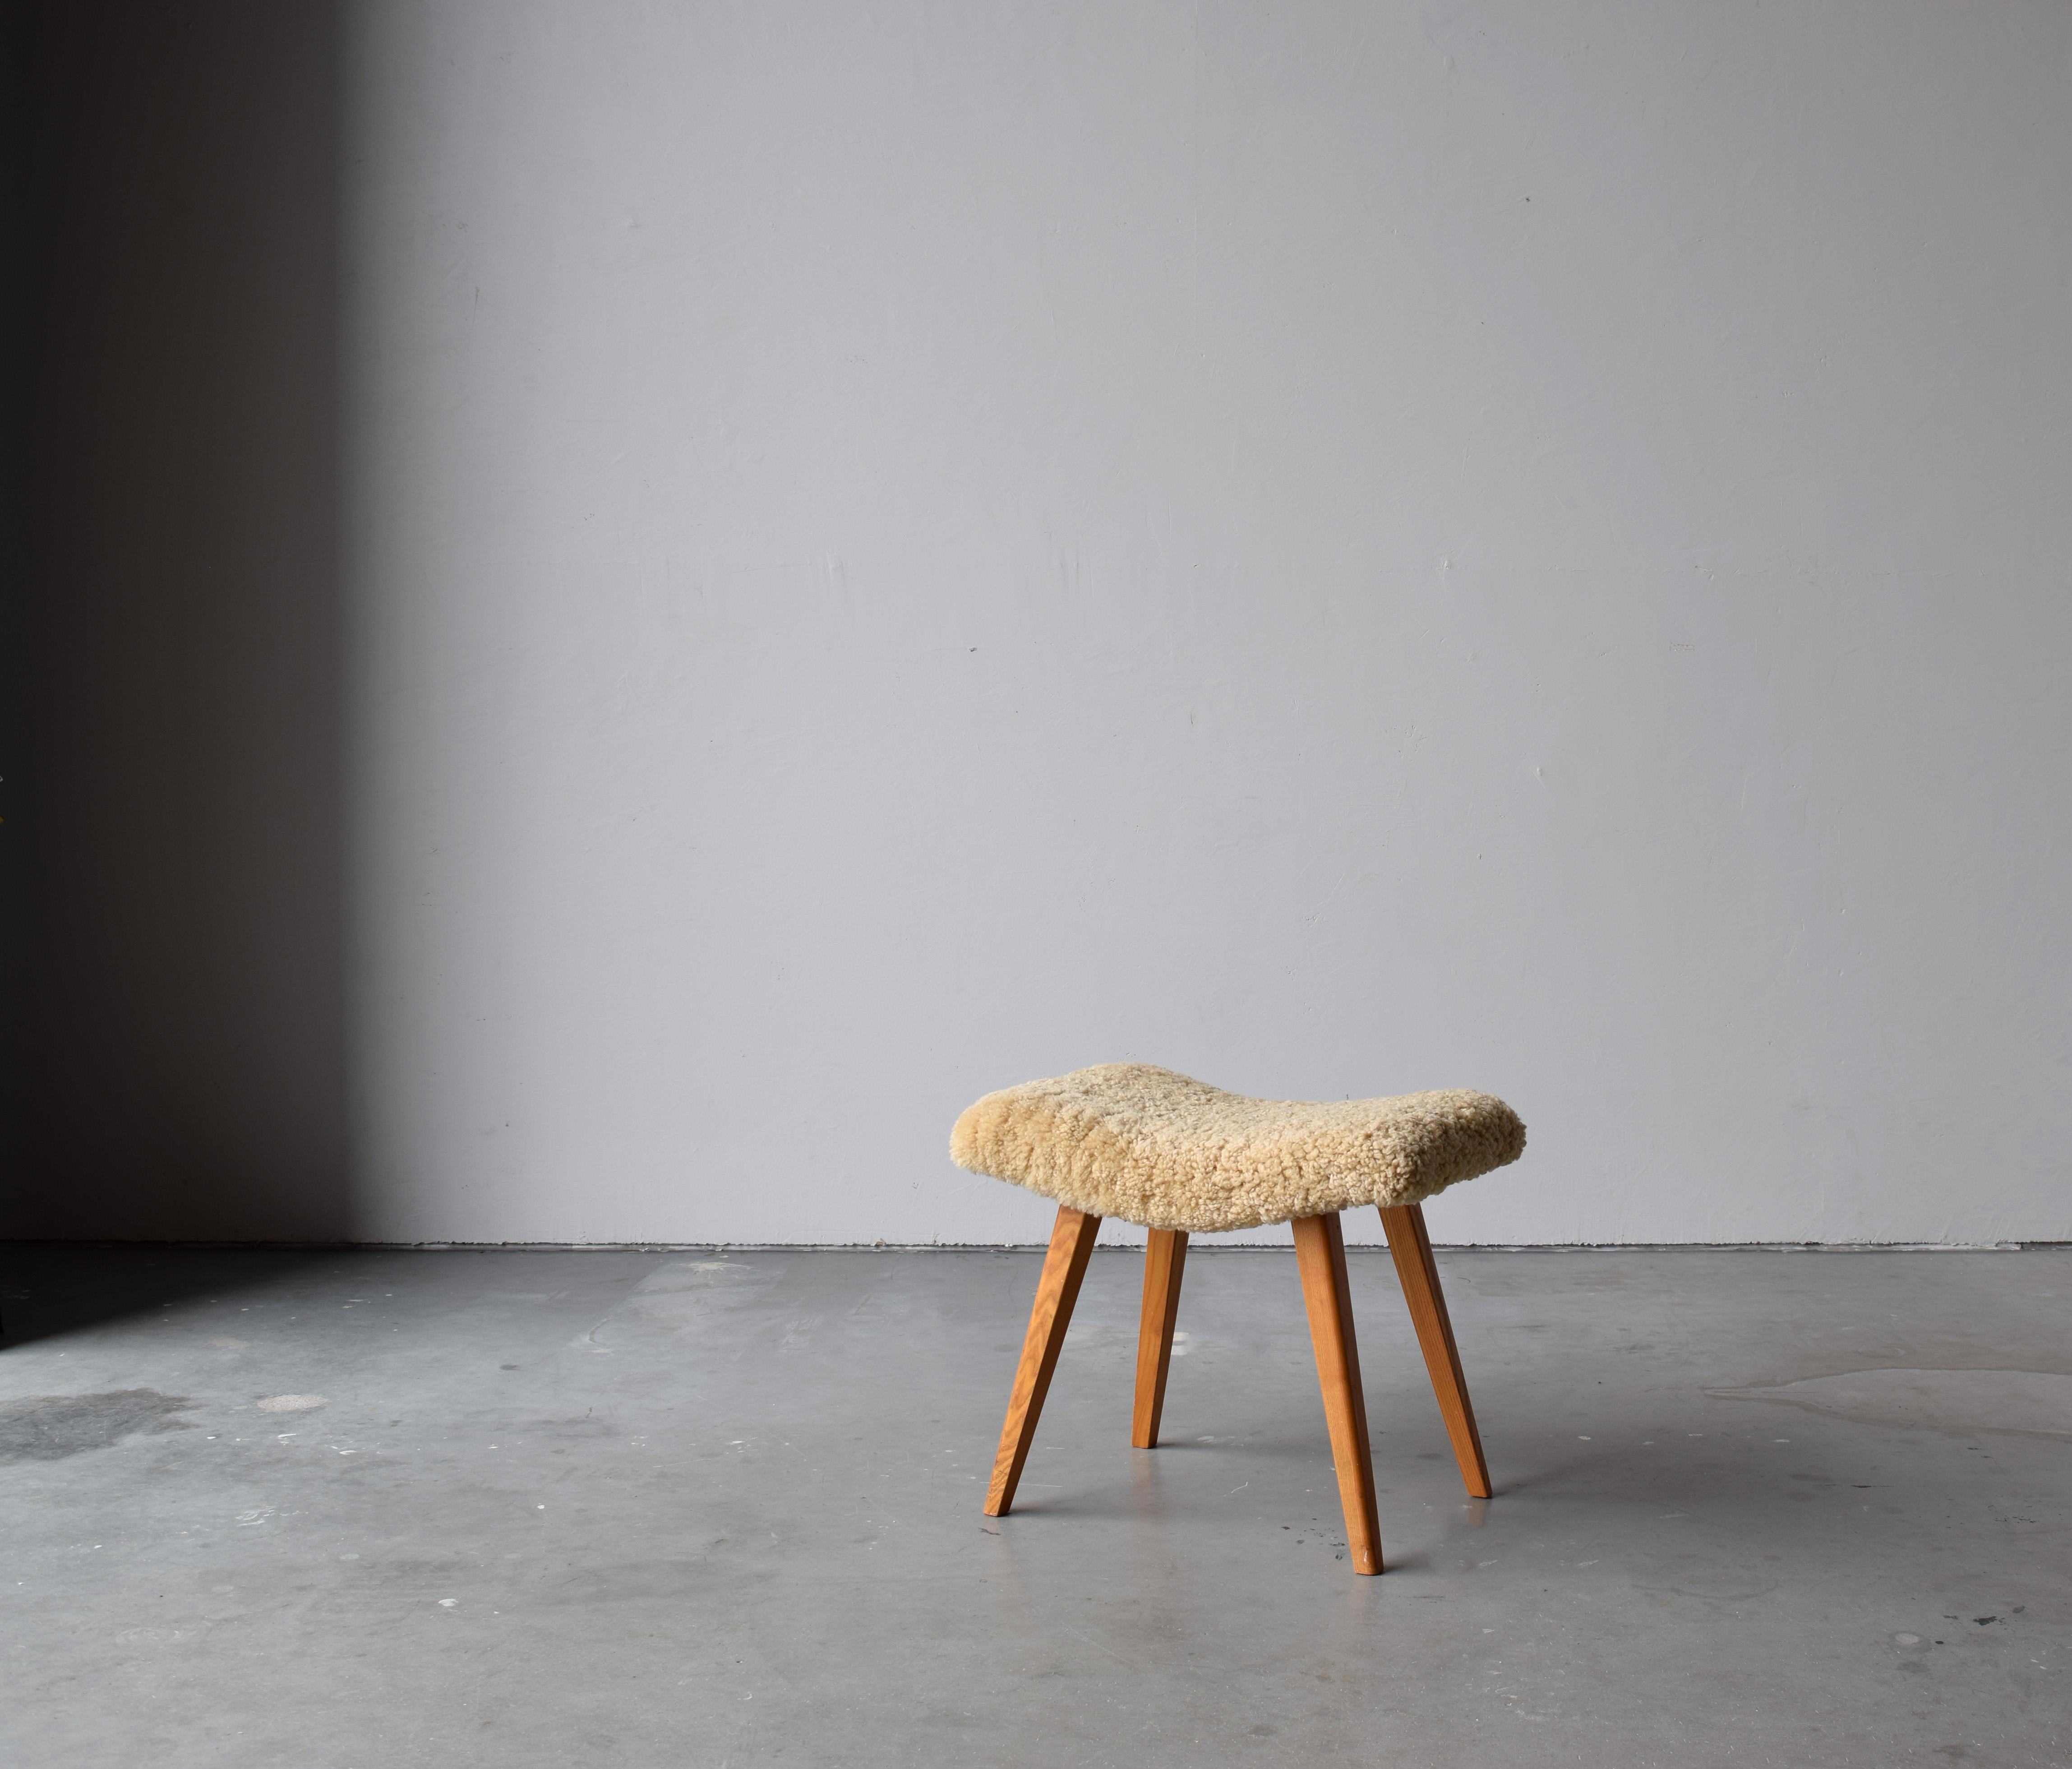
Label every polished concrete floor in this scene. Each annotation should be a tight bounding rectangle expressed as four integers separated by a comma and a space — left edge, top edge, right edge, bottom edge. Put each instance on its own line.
0, 1242, 2065, 1768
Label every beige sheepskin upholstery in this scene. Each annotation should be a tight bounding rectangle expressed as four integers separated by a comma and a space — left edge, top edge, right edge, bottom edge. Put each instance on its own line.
951, 1063, 1526, 1233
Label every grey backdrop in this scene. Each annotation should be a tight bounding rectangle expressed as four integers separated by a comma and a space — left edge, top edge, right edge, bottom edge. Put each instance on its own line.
10, 1, 2070, 1247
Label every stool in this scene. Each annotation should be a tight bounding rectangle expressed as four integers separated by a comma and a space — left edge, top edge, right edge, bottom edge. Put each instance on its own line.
950, 1062, 1526, 1574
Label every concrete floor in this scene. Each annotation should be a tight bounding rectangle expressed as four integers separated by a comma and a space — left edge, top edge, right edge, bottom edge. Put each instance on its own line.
0, 1244, 2065, 1768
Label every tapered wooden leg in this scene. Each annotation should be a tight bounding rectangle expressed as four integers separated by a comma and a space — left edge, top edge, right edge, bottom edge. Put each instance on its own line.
1291, 1212, 1382, 1575
984, 1206, 1102, 1516
1380, 1202, 1492, 1499
1131, 1229, 1189, 1448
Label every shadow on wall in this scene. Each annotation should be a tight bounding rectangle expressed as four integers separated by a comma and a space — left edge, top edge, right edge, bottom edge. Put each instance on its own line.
7, 2, 351, 1243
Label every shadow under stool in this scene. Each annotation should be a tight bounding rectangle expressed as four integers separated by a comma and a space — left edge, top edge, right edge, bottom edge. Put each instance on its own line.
949, 1062, 1528, 1575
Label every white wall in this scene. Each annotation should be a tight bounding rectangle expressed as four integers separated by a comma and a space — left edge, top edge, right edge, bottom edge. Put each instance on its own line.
334, 0, 2072, 1247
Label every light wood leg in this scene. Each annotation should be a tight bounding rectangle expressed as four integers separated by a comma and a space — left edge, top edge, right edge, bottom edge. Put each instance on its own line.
1379, 1202, 1492, 1499
1131, 1229, 1189, 1448
984, 1205, 1102, 1517
1291, 1212, 1382, 1575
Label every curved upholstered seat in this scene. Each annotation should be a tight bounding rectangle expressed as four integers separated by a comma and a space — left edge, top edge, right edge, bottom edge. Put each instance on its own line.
951, 1062, 1525, 1233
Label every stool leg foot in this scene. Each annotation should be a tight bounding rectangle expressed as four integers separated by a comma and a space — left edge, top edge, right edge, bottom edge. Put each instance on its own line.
1380, 1202, 1493, 1499
984, 1205, 1101, 1517
1131, 1229, 1189, 1448
1292, 1212, 1383, 1574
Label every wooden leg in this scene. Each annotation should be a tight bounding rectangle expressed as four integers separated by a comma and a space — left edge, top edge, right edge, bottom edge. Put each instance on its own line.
983, 1205, 1102, 1517
1379, 1202, 1492, 1499
1291, 1212, 1383, 1575
1131, 1229, 1189, 1448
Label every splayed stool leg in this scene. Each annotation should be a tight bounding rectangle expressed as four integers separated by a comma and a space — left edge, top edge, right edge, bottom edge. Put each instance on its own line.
1131, 1229, 1189, 1448
984, 1205, 1102, 1516
1380, 1201, 1492, 1499
1292, 1211, 1383, 1575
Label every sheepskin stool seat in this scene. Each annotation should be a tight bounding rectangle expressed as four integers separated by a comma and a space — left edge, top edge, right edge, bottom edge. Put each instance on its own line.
951, 1062, 1526, 1575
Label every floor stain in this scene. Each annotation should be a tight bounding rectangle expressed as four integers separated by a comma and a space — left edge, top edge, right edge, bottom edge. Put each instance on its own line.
0, 1390, 200, 1462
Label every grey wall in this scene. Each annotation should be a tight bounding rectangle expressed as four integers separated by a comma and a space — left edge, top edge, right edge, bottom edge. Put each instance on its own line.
12, 1, 2072, 1246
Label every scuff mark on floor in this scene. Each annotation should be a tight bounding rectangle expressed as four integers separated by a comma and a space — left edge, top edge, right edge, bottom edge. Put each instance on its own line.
577, 1258, 776, 1350
1710, 1368, 2072, 1438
